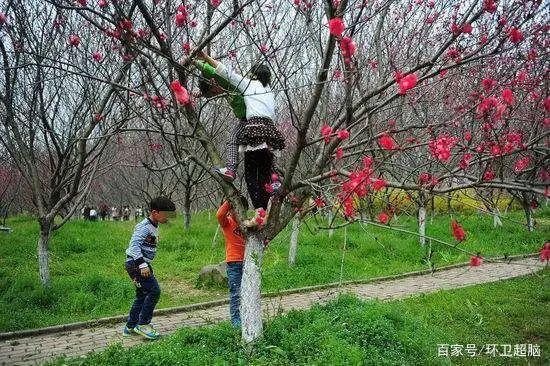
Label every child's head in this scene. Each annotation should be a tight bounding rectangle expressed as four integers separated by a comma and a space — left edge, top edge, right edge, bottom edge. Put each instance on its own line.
249, 63, 271, 87
149, 196, 176, 224
198, 77, 224, 98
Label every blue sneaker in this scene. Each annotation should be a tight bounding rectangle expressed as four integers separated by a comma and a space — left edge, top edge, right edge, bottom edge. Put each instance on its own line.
123, 325, 135, 336
133, 324, 159, 340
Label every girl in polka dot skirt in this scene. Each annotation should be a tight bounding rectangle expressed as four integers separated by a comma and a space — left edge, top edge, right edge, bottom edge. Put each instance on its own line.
195, 50, 285, 227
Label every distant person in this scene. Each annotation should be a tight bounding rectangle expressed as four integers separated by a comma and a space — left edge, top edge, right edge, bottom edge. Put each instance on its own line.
112, 206, 120, 221
89, 208, 98, 221
216, 198, 247, 327
135, 207, 143, 221
123, 206, 131, 221
99, 204, 109, 221
83, 206, 91, 221
123, 197, 176, 340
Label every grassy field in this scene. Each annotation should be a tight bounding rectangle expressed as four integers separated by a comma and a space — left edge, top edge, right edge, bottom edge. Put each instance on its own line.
50, 271, 549, 365
0, 207, 548, 332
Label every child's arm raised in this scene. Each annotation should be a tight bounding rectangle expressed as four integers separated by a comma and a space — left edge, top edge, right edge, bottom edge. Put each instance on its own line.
216, 200, 231, 227
194, 49, 252, 94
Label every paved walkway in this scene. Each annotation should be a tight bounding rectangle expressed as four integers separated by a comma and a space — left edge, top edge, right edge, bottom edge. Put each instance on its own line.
0, 258, 545, 365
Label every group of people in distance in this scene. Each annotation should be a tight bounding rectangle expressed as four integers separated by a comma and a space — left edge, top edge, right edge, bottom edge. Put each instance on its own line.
122, 51, 285, 339
82, 205, 143, 221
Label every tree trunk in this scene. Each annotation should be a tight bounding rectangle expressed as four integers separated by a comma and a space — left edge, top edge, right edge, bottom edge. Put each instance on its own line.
37, 217, 53, 286
521, 193, 534, 232
430, 195, 435, 224
288, 215, 300, 266
240, 231, 265, 343
327, 211, 334, 238
183, 187, 191, 231
493, 207, 503, 228
418, 205, 426, 246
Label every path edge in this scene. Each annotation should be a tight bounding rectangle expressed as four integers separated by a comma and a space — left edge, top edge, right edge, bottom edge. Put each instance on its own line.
0, 252, 539, 341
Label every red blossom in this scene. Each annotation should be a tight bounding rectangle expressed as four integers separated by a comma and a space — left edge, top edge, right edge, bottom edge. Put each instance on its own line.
371, 178, 387, 191
337, 129, 350, 140
68, 34, 80, 46
335, 147, 344, 160
183, 43, 190, 54
211, 0, 222, 7
92, 51, 103, 62
175, 12, 186, 27
271, 173, 279, 182
98, 0, 108, 8
170, 80, 190, 105
362, 156, 373, 169
508, 27, 523, 44
470, 256, 483, 266
321, 124, 333, 143
419, 172, 431, 185
0, 13, 6, 25
378, 212, 389, 224
459, 153, 473, 170
314, 197, 326, 208
379, 133, 396, 150
264, 183, 274, 194
398, 73, 418, 95
481, 78, 497, 92
483, 0, 497, 13
513, 156, 530, 173
461, 23, 473, 34
483, 170, 495, 181
329, 18, 345, 37
501, 88, 514, 105
339, 37, 356, 63
451, 220, 466, 242
540, 242, 550, 262
151, 95, 168, 109
428, 135, 458, 162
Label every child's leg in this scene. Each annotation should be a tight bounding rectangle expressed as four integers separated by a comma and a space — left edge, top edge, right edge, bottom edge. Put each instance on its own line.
226, 120, 241, 173
244, 149, 272, 210
226, 261, 243, 327
127, 287, 146, 329
138, 275, 161, 325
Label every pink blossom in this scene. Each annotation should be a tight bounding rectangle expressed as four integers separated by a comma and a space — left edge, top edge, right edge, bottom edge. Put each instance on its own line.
514, 156, 530, 173
379, 133, 396, 150
508, 28, 523, 44
337, 129, 350, 140
398, 73, 418, 95
170, 80, 190, 105
321, 124, 333, 143
501, 88, 514, 105
68, 34, 80, 47
329, 18, 345, 37
92, 51, 103, 62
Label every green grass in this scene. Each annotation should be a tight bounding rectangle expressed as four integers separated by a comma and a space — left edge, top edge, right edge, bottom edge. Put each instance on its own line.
50, 270, 549, 366
0, 207, 548, 332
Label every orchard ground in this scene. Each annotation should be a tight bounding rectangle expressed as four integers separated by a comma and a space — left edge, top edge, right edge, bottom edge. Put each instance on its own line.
49, 271, 549, 366
0, 205, 548, 332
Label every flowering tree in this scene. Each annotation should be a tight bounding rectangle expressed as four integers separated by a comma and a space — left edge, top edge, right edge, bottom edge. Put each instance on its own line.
31, 0, 549, 343
0, 1, 139, 285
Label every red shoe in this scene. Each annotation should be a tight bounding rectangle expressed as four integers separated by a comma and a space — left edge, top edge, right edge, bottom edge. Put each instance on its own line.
214, 167, 235, 182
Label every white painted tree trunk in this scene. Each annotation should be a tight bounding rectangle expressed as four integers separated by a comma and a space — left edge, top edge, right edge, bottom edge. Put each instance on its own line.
240, 231, 265, 343
327, 211, 334, 238
288, 215, 300, 266
525, 206, 534, 232
38, 219, 52, 286
493, 208, 502, 228
418, 206, 426, 246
